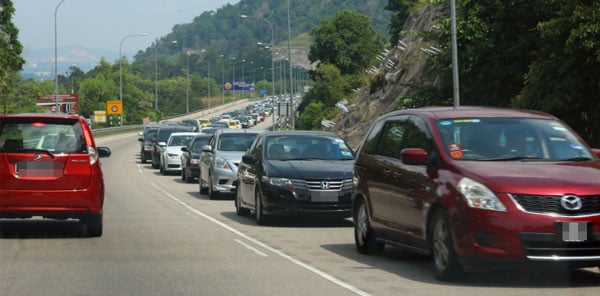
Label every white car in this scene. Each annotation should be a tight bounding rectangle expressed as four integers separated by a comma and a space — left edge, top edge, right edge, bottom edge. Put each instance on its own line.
160, 132, 199, 175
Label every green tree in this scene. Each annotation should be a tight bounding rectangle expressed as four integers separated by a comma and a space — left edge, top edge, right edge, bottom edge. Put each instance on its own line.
78, 74, 117, 118
0, 0, 25, 106
385, 0, 418, 45
309, 10, 384, 76
515, 0, 600, 146
308, 63, 349, 108
296, 101, 335, 131
432, 0, 559, 107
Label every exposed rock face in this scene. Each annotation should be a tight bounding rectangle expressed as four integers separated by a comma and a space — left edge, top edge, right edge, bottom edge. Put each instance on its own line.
331, 4, 444, 148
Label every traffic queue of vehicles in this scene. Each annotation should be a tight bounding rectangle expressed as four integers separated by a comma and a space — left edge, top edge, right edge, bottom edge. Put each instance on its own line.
137, 104, 600, 281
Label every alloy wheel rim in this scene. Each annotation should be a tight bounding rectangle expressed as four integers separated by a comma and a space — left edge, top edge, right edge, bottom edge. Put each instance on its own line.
432, 218, 449, 271
356, 204, 368, 246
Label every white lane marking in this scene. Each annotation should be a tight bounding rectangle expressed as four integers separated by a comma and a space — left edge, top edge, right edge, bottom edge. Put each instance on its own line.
234, 239, 269, 257
137, 164, 371, 296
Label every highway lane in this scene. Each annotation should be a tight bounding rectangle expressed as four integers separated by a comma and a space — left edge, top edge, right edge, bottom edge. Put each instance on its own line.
1, 128, 599, 295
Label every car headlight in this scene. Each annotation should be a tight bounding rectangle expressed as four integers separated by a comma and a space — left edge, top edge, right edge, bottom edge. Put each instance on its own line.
457, 178, 506, 212
167, 153, 179, 159
214, 157, 231, 170
269, 177, 293, 189
144, 145, 152, 151
190, 159, 200, 165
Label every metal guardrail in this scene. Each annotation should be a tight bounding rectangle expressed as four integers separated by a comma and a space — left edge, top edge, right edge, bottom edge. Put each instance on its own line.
90, 99, 252, 137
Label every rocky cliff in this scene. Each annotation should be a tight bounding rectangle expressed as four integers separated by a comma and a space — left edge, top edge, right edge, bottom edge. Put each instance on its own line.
331, 4, 444, 148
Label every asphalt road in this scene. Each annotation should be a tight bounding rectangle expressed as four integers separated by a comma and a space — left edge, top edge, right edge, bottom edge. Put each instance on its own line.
1, 123, 599, 295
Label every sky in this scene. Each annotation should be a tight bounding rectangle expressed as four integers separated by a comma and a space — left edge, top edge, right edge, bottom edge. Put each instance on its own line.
13, 0, 235, 57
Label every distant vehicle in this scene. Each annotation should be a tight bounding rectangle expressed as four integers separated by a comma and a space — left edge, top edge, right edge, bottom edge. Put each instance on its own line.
199, 129, 260, 199
151, 124, 194, 169
235, 130, 355, 224
179, 119, 200, 132
181, 133, 212, 183
198, 118, 211, 128
352, 106, 600, 281
0, 113, 111, 237
138, 123, 160, 163
160, 132, 198, 175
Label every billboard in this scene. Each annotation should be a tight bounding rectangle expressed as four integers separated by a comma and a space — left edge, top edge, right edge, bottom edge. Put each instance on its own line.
36, 93, 79, 114
223, 81, 255, 93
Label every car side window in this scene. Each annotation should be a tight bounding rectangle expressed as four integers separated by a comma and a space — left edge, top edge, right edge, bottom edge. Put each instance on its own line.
376, 121, 409, 159
406, 116, 434, 155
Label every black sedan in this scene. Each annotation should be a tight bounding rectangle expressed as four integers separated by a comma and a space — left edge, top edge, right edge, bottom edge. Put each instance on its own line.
180, 133, 212, 183
235, 130, 355, 225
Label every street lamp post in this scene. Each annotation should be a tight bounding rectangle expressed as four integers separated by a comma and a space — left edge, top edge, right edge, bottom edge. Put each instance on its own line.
186, 51, 190, 113
220, 54, 225, 105
287, 0, 294, 129
119, 33, 147, 126
54, 0, 67, 112
154, 46, 158, 111
241, 14, 276, 129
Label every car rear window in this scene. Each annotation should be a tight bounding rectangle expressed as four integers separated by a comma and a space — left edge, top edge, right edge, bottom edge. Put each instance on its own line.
0, 119, 85, 154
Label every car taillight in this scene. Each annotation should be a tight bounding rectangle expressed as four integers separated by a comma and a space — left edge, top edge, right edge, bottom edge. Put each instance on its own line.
88, 146, 99, 165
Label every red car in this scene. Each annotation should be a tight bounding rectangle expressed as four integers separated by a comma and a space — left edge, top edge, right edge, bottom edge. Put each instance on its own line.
0, 113, 111, 236
352, 106, 600, 281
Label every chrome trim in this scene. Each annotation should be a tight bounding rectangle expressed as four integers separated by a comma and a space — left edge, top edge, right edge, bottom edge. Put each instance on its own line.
527, 255, 600, 261
508, 194, 600, 218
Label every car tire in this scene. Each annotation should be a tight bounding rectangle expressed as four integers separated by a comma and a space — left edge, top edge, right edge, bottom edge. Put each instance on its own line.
141, 153, 146, 164
208, 173, 218, 200
354, 198, 384, 254
430, 209, 463, 281
255, 187, 268, 225
83, 213, 103, 237
235, 186, 250, 216
160, 163, 165, 175
199, 176, 208, 194
181, 167, 186, 181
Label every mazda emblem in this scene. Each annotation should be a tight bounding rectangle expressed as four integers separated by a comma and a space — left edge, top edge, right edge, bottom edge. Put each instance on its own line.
560, 195, 582, 211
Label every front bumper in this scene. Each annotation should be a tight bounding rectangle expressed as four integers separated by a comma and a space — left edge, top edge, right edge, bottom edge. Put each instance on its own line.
259, 183, 352, 217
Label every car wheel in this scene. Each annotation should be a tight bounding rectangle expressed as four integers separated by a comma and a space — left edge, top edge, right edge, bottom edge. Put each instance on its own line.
141, 154, 146, 164
151, 157, 159, 169
160, 163, 165, 175
181, 167, 186, 180
430, 209, 463, 281
208, 174, 218, 200
235, 186, 250, 216
82, 214, 103, 237
199, 176, 208, 194
255, 187, 268, 225
354, 198, 384, 254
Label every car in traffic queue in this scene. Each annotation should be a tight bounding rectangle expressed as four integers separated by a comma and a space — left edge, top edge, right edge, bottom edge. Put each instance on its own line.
199, 129, 260, 199
351, 106, 600, 281
181, 133, 212, 183
151, 123, 194, 169
138, 123, 160, 163
160, 132, 198, 175
198, 118, 211, 128
179, 119, 201, 132
235, 130, 356, 225
0, 113, 112, 237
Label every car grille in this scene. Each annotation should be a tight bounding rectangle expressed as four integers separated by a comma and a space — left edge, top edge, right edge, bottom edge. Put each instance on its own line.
511, 194, 600, 216
292, 179, 353, 191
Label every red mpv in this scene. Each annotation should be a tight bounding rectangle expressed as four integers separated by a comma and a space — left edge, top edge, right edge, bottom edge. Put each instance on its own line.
0, 113, 111, 236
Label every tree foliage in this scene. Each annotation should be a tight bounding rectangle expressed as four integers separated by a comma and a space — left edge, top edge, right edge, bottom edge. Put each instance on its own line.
309, 10, 384, 75
0, 0, 25, 100
385, 0, 418, 45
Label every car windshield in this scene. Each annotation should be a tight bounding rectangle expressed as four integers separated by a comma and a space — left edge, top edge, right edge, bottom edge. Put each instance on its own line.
266, 135, 355, 161
437, 117, 593, 161
0, 121, 83, 154
167, 135, 194, 146
217, 133, 257, 151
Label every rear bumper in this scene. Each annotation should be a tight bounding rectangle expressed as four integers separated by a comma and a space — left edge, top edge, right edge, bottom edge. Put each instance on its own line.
0, 185, 104, 219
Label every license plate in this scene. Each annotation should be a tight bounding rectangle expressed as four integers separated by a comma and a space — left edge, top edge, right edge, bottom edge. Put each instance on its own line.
559, 222, 588, 242
311, 191, 338, 202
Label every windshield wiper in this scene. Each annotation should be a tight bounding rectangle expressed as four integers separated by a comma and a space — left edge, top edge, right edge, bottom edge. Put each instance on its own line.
17, 148, 56, 159
562, 157, 592, 161
474, 156, 543, 161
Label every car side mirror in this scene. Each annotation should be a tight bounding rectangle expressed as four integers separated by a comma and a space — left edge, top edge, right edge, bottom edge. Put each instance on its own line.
242, 154, 257, 164
181, 146, 189, 152
97, 146, 111, 158
592, 148, 600, 159
401, 148, 428, 165
201, 145, 212, 152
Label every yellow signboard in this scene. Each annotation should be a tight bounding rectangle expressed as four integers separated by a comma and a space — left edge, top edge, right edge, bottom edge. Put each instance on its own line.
107, 100, 123, 115
94, 110, 107, 123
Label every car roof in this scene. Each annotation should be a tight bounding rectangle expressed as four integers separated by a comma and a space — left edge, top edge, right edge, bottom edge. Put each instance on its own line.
262, 130, 339, 138
215, 128, 260, 135
0, 112, 82, 120
383, 106, 556, 120
169, 132, 199, 137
